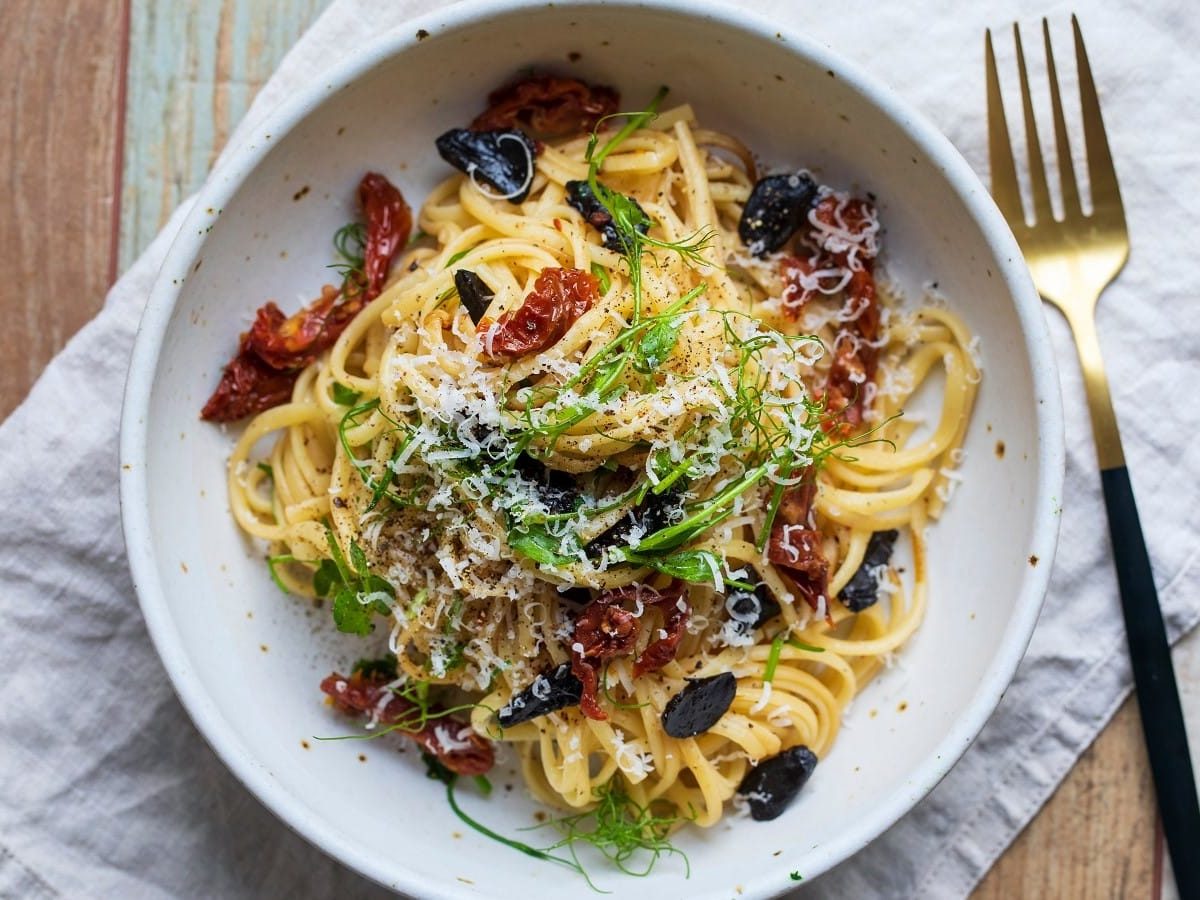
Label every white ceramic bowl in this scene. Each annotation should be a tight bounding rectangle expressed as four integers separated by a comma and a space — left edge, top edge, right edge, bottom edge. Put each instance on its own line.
120, 1, 1064, 896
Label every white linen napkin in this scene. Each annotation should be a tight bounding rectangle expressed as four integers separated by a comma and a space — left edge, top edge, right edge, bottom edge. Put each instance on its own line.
1, 1, 1197, 897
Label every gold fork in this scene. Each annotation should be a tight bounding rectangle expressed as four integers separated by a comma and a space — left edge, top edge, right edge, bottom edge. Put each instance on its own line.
986, 17, 1200, 892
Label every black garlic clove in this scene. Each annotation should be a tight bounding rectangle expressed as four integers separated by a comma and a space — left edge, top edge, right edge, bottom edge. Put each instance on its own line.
435, 128, 538, 202
586, 485, 685, 557
453, 269, 494, 324
738, 172, 818, 257
565, 179, 649, 252
661, 672, 737, 738
514, 454, 581, 514
497, 663, 583, 727
838, 529, 899, 612
558, 586, 593, 607
725, 583, 782, 635
737, 745, 819, 821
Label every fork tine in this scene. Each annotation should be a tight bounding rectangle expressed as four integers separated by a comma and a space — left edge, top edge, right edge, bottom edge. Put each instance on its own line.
1042, 19, 1082, 219
1014, 23, 1055, 224
985, 29, 1025, 226
1072, 15, 1125, 217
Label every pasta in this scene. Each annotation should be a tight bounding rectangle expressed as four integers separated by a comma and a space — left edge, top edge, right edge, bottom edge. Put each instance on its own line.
210, 79, 978, 867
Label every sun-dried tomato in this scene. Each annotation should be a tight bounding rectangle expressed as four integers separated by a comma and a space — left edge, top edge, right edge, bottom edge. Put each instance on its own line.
478, 267, 598, 362
765, 471, 831, 620
779, 253, 850, 320
787, 194, 883, 434
201, 172, 410, 422
808, 195, 879, 265
570, 582, 689, 720
320, 670, 494, 776
777, 473, 818, 527
359, 172, 412, 300
245, 288, 340, 371
470, 74, 619, 138
631, 582, 690, 677
824, 264, 881, 432
571, 600, 638, 720
198, 336, 298, 421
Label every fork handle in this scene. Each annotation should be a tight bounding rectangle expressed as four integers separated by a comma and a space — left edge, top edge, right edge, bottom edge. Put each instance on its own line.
1100, 464, 1200, 895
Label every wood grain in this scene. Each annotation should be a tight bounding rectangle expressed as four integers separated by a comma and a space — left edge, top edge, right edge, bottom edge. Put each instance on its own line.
119, 0, 331, 271
0, 0, 128, 420
973, 696, 1158, 899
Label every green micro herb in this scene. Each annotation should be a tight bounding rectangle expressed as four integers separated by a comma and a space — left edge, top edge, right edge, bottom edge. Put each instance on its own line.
790, 871, 803, 881
331, 382, 362, 406
599, 665, 651, 711
590, 261, 612, 294
329, 221, 367, 293
624, 548, 734, 589
763, 631, 826, 686
337, 398, 427, 512
316, 656, 496, 743
583, 86, 715, 323
333, 222, 366, 267
353, 653, 399, 681
445, 243, 481, 268
787, 637, 825, 653
312, 527, 395, 635
422, 757, 690, 890
535, 778, 692, 880
265, 553, 298, 594
507, 521, 582, 567
764, 632, 787, 684
423, 754, 582, 872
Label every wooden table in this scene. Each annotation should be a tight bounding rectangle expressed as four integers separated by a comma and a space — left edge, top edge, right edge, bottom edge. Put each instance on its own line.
0, 2, 1181, 896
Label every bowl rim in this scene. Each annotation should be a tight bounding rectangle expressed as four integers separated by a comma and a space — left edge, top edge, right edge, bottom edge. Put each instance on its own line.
119, 0, 1065, 896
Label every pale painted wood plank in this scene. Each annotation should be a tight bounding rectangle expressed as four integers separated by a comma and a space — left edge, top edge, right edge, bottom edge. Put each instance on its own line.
119, 0, 330, 272
0, 0, 127, 420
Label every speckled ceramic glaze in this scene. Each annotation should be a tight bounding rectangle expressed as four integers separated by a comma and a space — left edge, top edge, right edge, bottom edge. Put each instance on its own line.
120, 2, 1064, 896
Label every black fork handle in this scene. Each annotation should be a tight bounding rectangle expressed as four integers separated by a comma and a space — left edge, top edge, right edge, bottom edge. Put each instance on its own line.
1100, 465, 1200, 895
